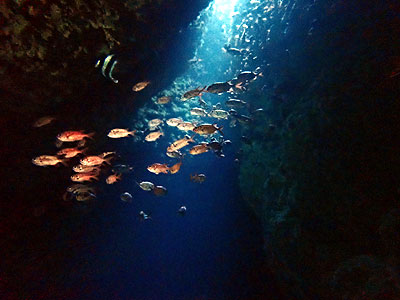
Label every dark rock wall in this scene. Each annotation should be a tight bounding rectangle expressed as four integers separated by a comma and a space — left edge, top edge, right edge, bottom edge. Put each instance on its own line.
233, 0, 400, 299
0, 0, 210, 206
0, 0, 210, 116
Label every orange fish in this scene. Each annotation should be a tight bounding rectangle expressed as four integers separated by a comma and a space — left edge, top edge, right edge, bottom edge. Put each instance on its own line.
167, 135, 195, 152
32, 155, 68, 167
71, 171, 99, 182
107, 128, 136, 138
80, 152, 115, 166
145, 131, 163, 142
169, 160, 183, 174
33, 116, 56, 128
57, 130, 94, 142
147, 163, 169, 174
106, 173, 122, 184
72, 165, 101, 173
132, 81, 150, 92
57, 147, 87, 158
193, 124, 224, 136
189, 143, 209, 155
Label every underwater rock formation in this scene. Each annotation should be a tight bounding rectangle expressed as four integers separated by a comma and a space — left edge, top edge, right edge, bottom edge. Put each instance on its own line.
0, 0, 210, 116
234, 0, 400, 298
331, 255, 400, 300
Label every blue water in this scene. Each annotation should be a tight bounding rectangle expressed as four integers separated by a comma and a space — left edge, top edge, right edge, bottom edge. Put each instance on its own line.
10, 1, 282, 299
64, 2, 280, 299
64, 121, 276, 299
81, 154, 272, 299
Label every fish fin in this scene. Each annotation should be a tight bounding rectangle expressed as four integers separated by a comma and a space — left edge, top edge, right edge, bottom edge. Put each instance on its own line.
163, 164, 170, 173
104, 157, 113, 165
92, 176, 99, 181
59, 159, 69, 166
79, 147, 89, 154
62, 192, 70, 201
217, 125, 224, 136
86, 132, 95, 140
102, 151, 116, 158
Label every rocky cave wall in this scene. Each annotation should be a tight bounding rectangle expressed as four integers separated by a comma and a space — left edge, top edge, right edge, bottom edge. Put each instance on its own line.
0, 0, 210, 116
233, 0, 400, 299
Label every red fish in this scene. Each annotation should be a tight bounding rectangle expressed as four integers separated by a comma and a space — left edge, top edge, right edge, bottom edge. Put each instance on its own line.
57, 130, 94, 142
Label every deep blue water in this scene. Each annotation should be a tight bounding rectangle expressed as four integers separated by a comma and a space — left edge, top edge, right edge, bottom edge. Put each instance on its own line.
74, 153, 275, 299
56, 118, 278, 299
5, 1, 283, 299
65, 2, 280, 299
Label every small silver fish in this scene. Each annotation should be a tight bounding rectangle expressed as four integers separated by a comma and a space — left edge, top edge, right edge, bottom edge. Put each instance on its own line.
120, 192, 133, 202
137, 181, 155, 191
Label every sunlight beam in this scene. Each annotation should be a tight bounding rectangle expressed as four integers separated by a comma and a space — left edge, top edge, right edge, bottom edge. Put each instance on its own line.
213, 0, 239, 19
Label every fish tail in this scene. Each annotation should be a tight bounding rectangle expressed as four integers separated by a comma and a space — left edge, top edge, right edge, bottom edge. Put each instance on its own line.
91, 176, 99, 181
59, 159, 69, 166
217, 125, 224, 136
80, 147, 89, 154
86, 132, 95, 140
104, 157, 113, 165
129, 130, 136, 137
62, 191, 70, 201
189, 174, 193, 181
102, 151, 116, 158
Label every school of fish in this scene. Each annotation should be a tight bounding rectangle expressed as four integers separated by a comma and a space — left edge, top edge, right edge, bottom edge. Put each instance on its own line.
32, 68, 263, 218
